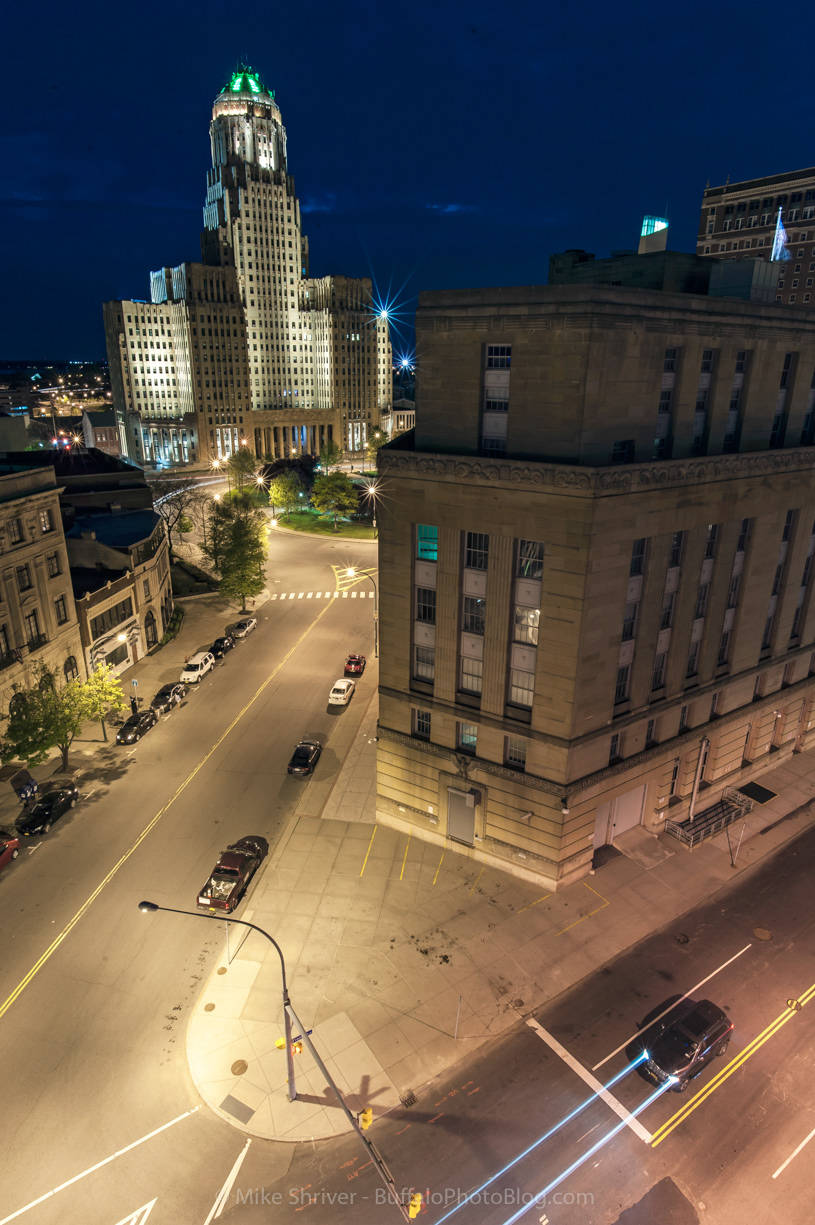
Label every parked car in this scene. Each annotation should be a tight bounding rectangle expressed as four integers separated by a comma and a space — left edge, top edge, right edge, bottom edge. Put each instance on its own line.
328, 679, 355, 706
151, 683, 186, 714
344, 654, 366, 676
180, 651, 215, 684
233, 618, 257, 638
116, 708, 159, 744
197, 836, 269, 912
210, 635, 235, 659
287, 738, 322, 776
15, 784, 80, 836
643, 998, 732, 1092
0, 828, 20, 871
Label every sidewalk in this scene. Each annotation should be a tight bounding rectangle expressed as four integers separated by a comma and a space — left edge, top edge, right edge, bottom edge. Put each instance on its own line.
186, 705, 815, 1142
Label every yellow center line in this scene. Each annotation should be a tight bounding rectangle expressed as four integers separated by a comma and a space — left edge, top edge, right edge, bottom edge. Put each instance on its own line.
360, 825, 378, 876
0, 595, 338, 1023
468, 866, 485, 898
650, 979, 815, 1146
399, 830, 412, 880
557, 882, 610, 935
432, 850, 445, 886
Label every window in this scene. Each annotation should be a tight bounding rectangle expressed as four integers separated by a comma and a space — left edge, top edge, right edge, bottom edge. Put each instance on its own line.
416, 588, 436, 623
414, 645, 435, 681
39, 508, 54, 534
791, 606, 803, 639
64, 655, 79, 682
645, 719, 657, 747
609, 732, 621, 763
679, 704, 689, 732
16, 564, 32, 592
695, 584, 709, 619
7, 517, 23, 544
614, 664, 630, 704
24, 609, 41, 645
460, 657, 483, 694
465, 531, 489, 570
701, 349, 714, 374
704, 524, 718, 559
518, 539, 544, 579
772, 565, 783, 596
686, 641, 700, 677
727, 574, 741, 608
802, 555, 812, 587
652, 652, 666, 690
509, 669, 535, 707
622, 602, 638, 641
481, 437, 506, 457
762, 616, 774, 650
417, 524, 438, 561
463, 596, 486, 634
0, 624, 9, 659
660, 592, 675, 630
145, 609, 157, 647
458, 722, 478, 754
413, 709, 431, 740
612, 440, 634, 464
143, 578, 151, 600
486, 345, 511, 369
630, 538, 646, 576
782, 509, 795, 542
514, 606, 539, 645
54, 596, 68, 625
670, 758, 680, 796
710, 691, 721, 718
505, 737, 526, 770
90, 597, 134, 640
737, 518, 750, 552
663, 347, 677, 373
668, 531, 684, 568
46, 552, 61, 578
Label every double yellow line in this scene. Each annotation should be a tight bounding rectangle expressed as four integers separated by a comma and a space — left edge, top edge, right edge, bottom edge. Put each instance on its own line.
650, 979, 815, 1146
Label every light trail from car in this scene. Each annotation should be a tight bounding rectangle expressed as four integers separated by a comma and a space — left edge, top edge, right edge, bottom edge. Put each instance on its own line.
432, 1053, 648, 1225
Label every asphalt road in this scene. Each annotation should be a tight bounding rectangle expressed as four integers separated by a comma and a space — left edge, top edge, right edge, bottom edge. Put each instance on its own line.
220, 820, 815, 1225
0, 525, 379, 1225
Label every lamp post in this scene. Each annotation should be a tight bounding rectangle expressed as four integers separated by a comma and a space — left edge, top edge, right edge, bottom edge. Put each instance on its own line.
346, 568, 378, 658
362, 478, 380, 539
138, 901, 297, 1102
136, 900, 411, 1220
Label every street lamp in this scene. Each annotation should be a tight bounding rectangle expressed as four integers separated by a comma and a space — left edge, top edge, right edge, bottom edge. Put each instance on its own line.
136, 900, 411, 1220
346, 567, 378, 657
362, 479, 380, 539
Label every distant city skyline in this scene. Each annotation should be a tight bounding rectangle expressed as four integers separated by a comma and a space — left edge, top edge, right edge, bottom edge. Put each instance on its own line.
4, 0, 811, 358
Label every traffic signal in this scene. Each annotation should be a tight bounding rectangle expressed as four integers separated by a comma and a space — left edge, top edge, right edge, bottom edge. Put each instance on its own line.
359, 1107, 373, 1130
408, 1192, 422, 1218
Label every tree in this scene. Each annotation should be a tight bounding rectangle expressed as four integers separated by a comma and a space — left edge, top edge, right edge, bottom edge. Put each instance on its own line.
365, 430, 386, 466
209, 493, 268, 608
178, 513, 194, 538
268, 470, 304, 519
151, 474, 204, 558
319, 439, 344, 472
81, 664, 126, 743
311, 472, 359, 532
0, 666, 86, 772
227, 446, 260, 491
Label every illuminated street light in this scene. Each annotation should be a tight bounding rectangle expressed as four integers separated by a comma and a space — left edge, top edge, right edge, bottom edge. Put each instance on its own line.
346, 567, 378, 657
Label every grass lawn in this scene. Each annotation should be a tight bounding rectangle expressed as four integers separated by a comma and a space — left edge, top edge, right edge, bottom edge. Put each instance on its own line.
272, 509, 377, 540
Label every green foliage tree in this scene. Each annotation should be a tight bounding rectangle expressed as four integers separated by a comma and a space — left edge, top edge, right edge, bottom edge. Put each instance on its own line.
227, 446, 260, 490
310, 472, 359, 532
0, 666, 86, 772
319, 438, 344, 472
209, 493, 268, 608
177, 512, 194, 537
268, 470, 304, 519
81, 663, 127, 743
365, 430, 386, 466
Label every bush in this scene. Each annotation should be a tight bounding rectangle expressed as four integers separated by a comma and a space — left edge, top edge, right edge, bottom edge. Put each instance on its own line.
157, 607, 185, 648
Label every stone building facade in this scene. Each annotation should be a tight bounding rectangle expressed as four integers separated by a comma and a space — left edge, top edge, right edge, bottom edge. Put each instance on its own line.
377, 283, 815, 889
0, 468, 85, 709
104, 66, 391, 467
697, 166, 815, 306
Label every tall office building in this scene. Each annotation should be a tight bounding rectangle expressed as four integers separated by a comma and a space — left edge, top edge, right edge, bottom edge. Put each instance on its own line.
377, 282, 815, 890
104, 66, 391, 466
697, 166, 815, 307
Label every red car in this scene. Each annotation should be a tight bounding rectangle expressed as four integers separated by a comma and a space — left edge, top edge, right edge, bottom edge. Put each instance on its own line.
344, 654, 366, 676
0, 828, 20, 873
197, 836, 269, 913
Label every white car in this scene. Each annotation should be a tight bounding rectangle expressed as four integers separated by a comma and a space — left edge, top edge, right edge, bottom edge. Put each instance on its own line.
180, 651, 215, 684
233, 618, 257, 637
328, 679, 356, 706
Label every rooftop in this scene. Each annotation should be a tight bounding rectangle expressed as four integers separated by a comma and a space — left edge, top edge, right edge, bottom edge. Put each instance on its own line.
66, 509, 161, 548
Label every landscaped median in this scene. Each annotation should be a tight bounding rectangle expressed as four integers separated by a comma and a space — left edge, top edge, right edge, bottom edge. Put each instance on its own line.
271, 509, 376, 540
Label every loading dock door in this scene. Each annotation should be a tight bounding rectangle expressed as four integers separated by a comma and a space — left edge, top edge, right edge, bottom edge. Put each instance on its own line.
447, 787, 476, 846
592, 784, 647, 848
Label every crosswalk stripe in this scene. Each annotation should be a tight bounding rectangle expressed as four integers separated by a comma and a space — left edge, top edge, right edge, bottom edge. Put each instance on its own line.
306, 592, 312, 598
351, 591, 357, 598
298, 592, 304, 598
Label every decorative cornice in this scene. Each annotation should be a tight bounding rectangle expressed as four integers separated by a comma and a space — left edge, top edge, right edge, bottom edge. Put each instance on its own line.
379, 445, 815, 495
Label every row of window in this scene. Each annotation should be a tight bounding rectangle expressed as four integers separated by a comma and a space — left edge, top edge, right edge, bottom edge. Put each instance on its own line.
416, 525, 544, 579
413, 708, 527, 768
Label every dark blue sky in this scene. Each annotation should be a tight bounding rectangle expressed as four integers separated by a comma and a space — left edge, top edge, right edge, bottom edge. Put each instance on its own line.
4, 0, 814, 359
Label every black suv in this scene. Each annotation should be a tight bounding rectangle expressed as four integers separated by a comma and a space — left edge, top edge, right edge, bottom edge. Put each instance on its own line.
643, 998, 732, 1092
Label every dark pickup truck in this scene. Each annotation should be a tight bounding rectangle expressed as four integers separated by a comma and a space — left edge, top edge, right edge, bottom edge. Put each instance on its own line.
197, 836, 269, 913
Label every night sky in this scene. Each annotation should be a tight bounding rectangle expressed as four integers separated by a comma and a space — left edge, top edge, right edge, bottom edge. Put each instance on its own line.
5, 0, 814, 360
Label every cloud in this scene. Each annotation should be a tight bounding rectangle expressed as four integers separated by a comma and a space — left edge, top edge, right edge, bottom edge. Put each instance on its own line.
424, 202, 480, 215
300, 192, 337, 214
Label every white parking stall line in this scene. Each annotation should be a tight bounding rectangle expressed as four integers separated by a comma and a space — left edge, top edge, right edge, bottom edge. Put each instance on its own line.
203, 1139, 252, 1223
0, 1108, 199, 1225
591, 943, 753, 1071
527, 1018, 652, 1143
772, 1123, 815, 1179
